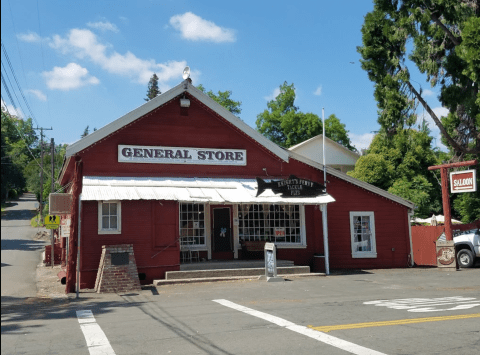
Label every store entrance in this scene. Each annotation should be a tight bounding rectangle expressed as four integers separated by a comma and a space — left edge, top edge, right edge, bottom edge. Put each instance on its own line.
212, 207, 234, 259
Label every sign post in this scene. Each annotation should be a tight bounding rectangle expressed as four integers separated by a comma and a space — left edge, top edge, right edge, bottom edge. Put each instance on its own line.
428, 160, 477, 269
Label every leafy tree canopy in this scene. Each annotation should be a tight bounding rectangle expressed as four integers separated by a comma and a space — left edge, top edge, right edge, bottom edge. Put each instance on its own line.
145, 73, 161, 101
197, 84, 242, 116
1, 107, 38, 201
358, 0, 479, 158
348, 127, 442, 217
256, 81, 356, 150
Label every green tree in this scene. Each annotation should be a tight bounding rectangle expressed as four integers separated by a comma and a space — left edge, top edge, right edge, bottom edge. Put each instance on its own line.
256, 81, 356, 149
1, 107, 38, 201
197, 84, 242, 116
348, 128, 442, 217
357, 0, 479, 158
145, 73, 161, 101
81, 126, 89, 138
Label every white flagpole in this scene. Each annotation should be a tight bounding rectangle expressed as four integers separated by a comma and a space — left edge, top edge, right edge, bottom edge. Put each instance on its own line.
322, 108, 330, 275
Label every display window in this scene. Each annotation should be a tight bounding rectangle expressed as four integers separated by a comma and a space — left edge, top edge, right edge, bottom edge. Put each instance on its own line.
238, 204, 304, 245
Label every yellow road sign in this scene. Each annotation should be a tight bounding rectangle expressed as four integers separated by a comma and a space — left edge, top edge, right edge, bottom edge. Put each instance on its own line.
45, 214, 60, 227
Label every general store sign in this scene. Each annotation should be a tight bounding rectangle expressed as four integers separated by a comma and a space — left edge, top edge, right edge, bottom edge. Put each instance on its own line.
450, 169, 476, 193
118, 145, 246, 166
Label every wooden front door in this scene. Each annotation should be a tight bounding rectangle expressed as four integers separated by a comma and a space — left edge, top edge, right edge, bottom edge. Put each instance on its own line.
212, 207, 234, 259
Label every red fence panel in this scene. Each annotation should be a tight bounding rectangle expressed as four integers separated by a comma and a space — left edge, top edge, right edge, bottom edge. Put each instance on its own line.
412, 220, 480, 266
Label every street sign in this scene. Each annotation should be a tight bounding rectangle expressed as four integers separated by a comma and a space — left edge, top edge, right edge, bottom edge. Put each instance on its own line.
45, 214, 60, 229
450, 169, 476, 193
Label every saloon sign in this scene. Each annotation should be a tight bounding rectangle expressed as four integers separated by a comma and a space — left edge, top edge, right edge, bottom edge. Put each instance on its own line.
118, 145, 246, 166
450, 170, 477, 193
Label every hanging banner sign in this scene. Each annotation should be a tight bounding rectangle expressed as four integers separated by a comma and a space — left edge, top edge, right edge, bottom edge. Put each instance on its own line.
256, 175, 326, 197
450, 170, 476, 193
118, 145, 246, 166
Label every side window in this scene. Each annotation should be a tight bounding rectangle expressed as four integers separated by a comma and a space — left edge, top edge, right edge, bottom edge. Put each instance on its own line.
98, 201, 121, 234
350, 211, 377, 258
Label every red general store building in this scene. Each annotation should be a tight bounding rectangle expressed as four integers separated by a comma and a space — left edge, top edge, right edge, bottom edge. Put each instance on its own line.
59, 79, 415, 289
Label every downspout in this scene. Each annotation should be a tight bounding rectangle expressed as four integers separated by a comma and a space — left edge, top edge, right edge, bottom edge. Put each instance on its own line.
407, 210, 414, 267
76, 193, 82, 298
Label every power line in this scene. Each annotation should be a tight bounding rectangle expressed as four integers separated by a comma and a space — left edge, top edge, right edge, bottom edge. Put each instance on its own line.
1, 93, 51, 177
1, 42, 40, 128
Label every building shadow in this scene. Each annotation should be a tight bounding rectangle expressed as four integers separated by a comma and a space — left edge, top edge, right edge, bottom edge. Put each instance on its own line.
1, 239, 46, 251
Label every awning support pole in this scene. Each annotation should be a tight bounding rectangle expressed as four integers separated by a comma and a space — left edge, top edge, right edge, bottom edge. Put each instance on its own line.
322, 204, 330, 275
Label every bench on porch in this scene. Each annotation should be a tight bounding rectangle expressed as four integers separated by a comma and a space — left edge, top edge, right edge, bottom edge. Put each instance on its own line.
240, 240, 266, 259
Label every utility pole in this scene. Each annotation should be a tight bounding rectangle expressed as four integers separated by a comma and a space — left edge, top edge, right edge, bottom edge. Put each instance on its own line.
33, 127, 52, 224
50, 138, 55, 267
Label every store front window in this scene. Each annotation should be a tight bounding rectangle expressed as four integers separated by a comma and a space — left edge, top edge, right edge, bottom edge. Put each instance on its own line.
179, 203, 206, 247
238, 204, 303, 244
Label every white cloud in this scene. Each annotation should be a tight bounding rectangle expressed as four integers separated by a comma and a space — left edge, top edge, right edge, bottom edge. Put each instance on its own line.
418, 106, 450, 151
17, 31, 42, 43
87, 21, 119, 33
48, 28, 186, 85
349, 132, 375, 151
26, 89, 47, 101
169, 12, 236, 43
313, 86, 322, 96
1, 99, 24, 118
422, 89, 435, 97
264, 87, 281, 101
43, 63, 100, 91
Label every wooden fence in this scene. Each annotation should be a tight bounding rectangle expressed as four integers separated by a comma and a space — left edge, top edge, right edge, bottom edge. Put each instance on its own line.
411, 220, 480, 266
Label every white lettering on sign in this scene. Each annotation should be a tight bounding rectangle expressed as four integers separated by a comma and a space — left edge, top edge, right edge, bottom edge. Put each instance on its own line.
364, 296, 480, 313
118, 145, 247, 166
450, 169, 477, 193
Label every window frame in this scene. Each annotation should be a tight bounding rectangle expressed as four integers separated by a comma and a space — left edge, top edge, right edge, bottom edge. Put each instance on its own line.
238, 204, 306, 248
179, 203, 207, 249
349, 211, 377, 258
98, 200, 122, 234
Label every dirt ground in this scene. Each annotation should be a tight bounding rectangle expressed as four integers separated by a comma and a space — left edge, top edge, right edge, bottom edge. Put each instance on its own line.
34, 231, 68, 299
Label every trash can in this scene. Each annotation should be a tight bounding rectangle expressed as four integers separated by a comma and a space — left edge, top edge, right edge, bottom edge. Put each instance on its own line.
313, 254, 326, 273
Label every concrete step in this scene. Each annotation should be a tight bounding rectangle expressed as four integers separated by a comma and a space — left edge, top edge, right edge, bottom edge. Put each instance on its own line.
164, 266, 310, 280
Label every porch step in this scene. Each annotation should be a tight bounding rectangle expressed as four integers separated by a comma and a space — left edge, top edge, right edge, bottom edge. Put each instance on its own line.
164, 266, 310, 280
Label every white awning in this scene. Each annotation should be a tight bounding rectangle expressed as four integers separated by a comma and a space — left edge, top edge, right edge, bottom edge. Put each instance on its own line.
81, 176, 335, 205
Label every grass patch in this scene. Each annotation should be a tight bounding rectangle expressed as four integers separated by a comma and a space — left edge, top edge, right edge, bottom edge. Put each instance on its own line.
31, 214, 45, 228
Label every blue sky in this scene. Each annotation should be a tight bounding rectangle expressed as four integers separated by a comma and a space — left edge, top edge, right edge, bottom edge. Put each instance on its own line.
1, 0, 446, 151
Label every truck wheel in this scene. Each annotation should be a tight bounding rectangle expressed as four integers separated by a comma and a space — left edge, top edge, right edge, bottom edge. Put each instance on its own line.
457, 249, 474, 268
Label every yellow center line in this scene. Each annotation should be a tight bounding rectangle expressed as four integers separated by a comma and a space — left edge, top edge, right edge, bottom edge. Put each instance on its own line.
308, 313, 480, 333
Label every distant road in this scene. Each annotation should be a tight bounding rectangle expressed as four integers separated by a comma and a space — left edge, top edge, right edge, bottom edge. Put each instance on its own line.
1, 193, 46, 298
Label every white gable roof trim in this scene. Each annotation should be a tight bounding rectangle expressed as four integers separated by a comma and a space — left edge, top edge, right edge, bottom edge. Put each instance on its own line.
65, 80, 289, 162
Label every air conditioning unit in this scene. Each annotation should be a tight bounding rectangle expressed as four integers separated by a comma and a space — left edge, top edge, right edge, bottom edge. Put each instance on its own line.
49, 193, 73, 214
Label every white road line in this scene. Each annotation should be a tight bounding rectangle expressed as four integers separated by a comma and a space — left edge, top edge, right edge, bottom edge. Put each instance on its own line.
76, 310, 116, 355
213, 299, 387, 355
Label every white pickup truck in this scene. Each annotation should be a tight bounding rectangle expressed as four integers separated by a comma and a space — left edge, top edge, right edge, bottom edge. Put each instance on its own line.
453, 229, 480, 268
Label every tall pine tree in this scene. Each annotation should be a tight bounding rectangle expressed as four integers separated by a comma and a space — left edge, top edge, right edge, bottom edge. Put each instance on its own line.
145, 73, 161, 101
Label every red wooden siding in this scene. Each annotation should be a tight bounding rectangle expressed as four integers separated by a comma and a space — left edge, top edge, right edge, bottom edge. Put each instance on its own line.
68, 90, 414, 289
79, 95, 285, 179
324, 173, 410, 269
80, 200, 180, 288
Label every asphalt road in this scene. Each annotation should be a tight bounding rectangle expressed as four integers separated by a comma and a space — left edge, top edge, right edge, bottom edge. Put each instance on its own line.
1, 193, 46, 298
1, 198, 479, 354
2, 267, 480, 354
